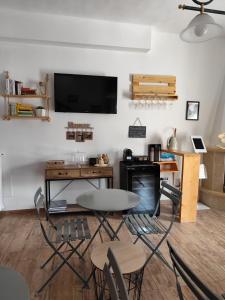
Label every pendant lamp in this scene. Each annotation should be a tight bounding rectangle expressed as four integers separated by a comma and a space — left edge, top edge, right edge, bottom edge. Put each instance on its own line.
179, 0, 225, 43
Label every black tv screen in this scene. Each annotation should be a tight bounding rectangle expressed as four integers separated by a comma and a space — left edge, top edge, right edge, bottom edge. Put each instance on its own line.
54, 73, 117, 114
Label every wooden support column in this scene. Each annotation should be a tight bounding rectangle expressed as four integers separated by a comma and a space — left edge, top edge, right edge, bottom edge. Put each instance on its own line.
162, 149, 200, 223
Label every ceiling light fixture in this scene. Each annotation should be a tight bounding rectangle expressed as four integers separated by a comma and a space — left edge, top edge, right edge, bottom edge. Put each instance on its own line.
178, 0, 225, 42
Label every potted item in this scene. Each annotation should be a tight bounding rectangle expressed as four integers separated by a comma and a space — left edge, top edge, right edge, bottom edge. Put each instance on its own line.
35, 106, 46, 117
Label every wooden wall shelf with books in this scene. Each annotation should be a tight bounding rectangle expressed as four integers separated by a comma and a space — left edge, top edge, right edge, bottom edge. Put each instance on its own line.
1, 94, 49, 99
0, 72, 50, 122
3, 115, 50, 121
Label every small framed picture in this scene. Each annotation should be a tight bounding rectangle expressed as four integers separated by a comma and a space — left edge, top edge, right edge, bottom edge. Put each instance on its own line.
66, 131, 75, 140
186, 101, 200, 121
75, 131, 84, 142
83, 131, 93, 140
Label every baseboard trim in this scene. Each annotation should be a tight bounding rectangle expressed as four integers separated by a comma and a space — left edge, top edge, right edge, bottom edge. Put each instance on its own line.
0, 208, 36, 216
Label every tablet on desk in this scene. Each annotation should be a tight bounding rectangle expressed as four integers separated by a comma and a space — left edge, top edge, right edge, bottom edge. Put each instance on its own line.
191, 136, 207, 153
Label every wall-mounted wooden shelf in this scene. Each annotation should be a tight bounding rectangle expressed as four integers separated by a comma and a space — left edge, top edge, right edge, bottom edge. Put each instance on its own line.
132, 74, 178, 100
3, 115, 50, 121
0, 72, 50, 121
156, 161, 179, 173
0, 94, 49, 99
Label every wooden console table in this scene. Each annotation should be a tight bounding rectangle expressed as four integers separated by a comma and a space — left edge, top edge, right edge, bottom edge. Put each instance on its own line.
45, 165, 113, 213
162, 149, 200, 223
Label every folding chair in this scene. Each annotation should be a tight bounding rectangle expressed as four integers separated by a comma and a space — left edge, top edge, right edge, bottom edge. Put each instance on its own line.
124, 181, 181, 271
98, 247, 129, 300
34, 187, 91, 293
167, 241, 225, 300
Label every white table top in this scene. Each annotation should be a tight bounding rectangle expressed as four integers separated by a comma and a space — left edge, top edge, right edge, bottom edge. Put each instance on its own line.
76, 189, 140, 211
0, 266, 29, 300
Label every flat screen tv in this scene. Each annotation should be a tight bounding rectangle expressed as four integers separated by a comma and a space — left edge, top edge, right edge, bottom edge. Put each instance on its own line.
54, 73, 117, 114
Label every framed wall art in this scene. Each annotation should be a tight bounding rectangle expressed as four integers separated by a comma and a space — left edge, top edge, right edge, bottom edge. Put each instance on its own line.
186, 101, 200, 121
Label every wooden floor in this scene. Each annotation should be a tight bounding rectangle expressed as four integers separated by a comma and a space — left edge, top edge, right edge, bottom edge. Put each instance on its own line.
1, 205, 225, 300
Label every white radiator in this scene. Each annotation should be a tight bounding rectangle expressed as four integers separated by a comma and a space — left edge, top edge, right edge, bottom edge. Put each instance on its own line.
0, 154, 4, 210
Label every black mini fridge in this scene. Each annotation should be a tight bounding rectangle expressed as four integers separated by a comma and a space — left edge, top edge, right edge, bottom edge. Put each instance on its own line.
120, 161, 160, 215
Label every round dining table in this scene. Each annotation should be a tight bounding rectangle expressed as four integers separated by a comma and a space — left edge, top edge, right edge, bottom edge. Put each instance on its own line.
0, 266, 29, 300
76, 188, 140, 256
77, 188, 140, 212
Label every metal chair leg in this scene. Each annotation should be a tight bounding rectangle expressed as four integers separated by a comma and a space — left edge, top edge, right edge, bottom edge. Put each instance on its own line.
37, 240, 87, 293
67, 241, 84, 260
140, 234, 173, 272
41, 242, 66, 269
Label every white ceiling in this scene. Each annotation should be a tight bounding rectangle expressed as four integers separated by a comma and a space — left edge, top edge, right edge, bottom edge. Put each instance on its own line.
0, 0, 225, 33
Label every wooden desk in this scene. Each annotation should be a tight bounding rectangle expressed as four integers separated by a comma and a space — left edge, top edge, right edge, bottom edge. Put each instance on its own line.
45, 165, 113, 213
162, 149, 200, 223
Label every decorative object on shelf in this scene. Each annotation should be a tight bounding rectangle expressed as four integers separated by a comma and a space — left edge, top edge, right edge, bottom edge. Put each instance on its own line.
132, 74, 178, 101
94, 154, 110, 166
186, 101, 200, 120
1, 72, 50, 121
178, 0, 224, 43
217, 133, 225, 149
167, 128, 178, 151
9, 103, 17, 116
71, 151, 87, 166
38, 75, 48, 96
35, 106, 46, 117
65, 122, 93, 142
128, 117, 146, 138
102, 154, 109, 164
98, 154, 105, 166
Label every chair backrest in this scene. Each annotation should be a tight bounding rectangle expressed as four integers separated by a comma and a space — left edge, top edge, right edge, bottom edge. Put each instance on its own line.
34, 187, 52, 224
99, 248, 129, 300
160, 181, 182, 218
34, 187, 55, 244
34, 187, 45, 222
167, 241, 220, 300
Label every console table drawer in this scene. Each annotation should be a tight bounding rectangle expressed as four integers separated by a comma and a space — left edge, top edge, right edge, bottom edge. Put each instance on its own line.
46, 169, 80, 179
81, 168, 113, 177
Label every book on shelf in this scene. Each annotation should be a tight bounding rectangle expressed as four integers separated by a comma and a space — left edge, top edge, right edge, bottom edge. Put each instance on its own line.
15, 81, 23, 95
48, 200, 67, 212
17, 113, 34, 117
16, 103, 33, 111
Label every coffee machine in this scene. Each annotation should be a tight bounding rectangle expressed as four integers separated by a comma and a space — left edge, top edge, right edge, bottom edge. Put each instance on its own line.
123, 148, 133, 162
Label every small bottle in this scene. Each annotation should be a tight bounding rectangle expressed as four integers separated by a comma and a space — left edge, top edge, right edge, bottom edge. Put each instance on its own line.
98, 155, 104, 166
5, 71, 10, 95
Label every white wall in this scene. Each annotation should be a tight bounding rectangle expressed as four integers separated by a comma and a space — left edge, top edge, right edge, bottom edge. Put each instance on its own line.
0, 11, 225, 210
